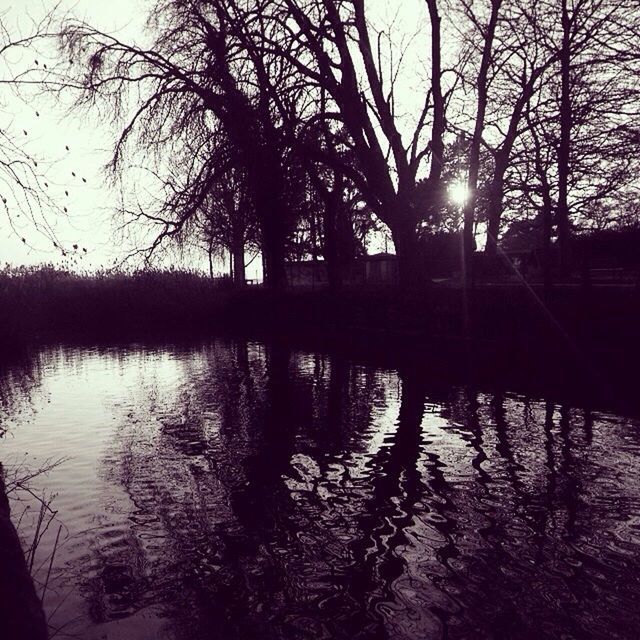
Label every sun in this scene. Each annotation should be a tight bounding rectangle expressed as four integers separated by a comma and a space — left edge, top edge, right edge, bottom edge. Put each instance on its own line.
448, 181, 469, 206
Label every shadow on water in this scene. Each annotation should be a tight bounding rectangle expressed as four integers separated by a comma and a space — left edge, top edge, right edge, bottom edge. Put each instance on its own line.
0, 351, 50, 640
2, 339, 640, 639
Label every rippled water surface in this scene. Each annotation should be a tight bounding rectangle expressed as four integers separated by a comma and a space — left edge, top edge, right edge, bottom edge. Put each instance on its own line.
2, 341, 640, 639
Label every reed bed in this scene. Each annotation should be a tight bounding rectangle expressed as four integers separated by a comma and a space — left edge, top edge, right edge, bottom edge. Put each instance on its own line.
0, 265, 230, 345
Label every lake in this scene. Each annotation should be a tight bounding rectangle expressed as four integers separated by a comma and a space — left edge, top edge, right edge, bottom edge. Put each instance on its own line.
2, 340, 640, 639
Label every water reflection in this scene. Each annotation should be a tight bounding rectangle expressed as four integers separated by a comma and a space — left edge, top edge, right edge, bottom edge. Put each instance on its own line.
0, 350, 44, 439
2, 341, 640, 639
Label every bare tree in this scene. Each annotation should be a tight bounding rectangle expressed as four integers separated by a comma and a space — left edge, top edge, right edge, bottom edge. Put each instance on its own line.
249, 0, 453, 288
199, 166, 256, 286
300, 117, 376, 289
57, 0, 310, 288
536, 0, 640, 273
459, 0, 503, 278
34, 0, 638, 290
450, 0, 560, 263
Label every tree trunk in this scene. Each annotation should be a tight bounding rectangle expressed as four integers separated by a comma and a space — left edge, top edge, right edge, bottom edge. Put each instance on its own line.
208, 237, 214, 279
324, 211, 341, 290
542, 201, 554, 301
0, 465, 49, 640
426, 0, 445, 183
232, 243, 245, 287
260, 204, 287, 290
484, 167, 506, 257
462, 205, 476, 285
310, 167, 356, 291
253, 159, 288, 290
557, 0, 572, 277
485, 211, 501, 257
322, 185, 344, 291
231, 224, 245, 287
463, 0, 502, 277
390, 217, 422, 290
525, 102, 555, 297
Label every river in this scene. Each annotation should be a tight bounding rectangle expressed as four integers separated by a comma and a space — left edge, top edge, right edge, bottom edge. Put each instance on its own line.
1, 340, 640, 639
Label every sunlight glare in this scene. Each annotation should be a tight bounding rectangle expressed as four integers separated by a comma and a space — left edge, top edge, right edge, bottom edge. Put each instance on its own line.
448, 181, 469, 206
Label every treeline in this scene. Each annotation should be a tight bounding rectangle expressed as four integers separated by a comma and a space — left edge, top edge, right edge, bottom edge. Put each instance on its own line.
23, 1, 640, 288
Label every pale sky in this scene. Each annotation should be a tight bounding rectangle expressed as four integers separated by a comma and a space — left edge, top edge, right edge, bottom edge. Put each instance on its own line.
0, 0, 151, 272
0, 0, 434, 275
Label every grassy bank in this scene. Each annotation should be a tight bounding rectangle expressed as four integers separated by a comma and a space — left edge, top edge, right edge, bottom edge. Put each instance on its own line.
1, 267, 639, 412
2, 267, 639, 352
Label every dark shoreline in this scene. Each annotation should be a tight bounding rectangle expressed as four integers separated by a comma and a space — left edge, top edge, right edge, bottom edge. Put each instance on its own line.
1, 282, 639, 417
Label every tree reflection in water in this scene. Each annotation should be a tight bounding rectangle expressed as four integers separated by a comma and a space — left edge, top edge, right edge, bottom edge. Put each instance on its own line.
2, 340, 640, 639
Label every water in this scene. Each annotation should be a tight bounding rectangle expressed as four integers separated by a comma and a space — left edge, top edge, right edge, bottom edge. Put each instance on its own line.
1, 340, 640, 639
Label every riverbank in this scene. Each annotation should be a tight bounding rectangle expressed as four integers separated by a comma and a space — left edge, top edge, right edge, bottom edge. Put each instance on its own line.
1, 268, 639, 410
2, 268, 638, 342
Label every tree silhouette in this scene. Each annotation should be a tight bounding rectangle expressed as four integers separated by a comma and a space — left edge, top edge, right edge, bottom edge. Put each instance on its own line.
59, 0, 309, 288
44, 0, 640, 283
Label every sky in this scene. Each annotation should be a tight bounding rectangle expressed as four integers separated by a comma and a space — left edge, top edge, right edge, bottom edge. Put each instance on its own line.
0, 0, 434, 276
0, 0, 152, 272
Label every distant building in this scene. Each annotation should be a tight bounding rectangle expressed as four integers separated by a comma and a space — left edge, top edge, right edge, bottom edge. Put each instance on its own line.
284, 253, 399, 288
284, 260, 328, 287
362, 253, 399, 285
